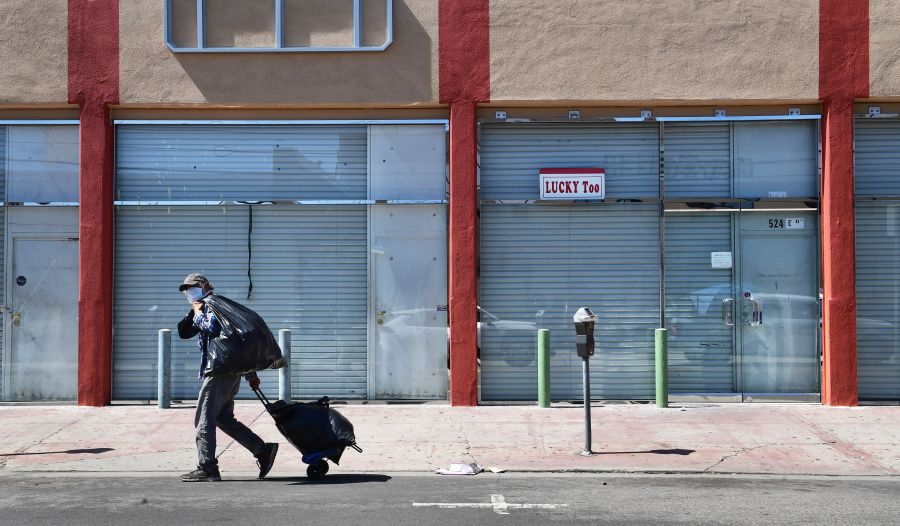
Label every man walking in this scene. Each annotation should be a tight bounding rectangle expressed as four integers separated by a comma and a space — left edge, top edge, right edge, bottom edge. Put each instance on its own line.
177, 273, 278, 482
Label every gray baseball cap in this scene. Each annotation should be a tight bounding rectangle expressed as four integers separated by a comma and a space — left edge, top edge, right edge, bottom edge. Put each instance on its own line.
178, 273, 213, 292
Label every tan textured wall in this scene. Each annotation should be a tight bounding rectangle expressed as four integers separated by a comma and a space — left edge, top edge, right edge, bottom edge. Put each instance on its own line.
0, 0, 69, 104
120, 0, 438, 105
871, 0, 900, 98
489, 0, 819, 102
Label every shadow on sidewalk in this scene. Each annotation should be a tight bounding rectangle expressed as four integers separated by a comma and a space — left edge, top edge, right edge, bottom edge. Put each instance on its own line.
288, 474, 392, 485
218, 474, 391, 485
0, 448, 115, 457
597, 448, 695, 456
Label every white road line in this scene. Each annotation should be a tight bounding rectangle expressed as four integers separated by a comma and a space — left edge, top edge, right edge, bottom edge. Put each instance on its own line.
491, 494, 509, 515
413, 494, 567, 516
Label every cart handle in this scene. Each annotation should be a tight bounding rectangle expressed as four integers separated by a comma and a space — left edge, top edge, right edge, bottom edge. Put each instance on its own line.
253, 387, 273, 411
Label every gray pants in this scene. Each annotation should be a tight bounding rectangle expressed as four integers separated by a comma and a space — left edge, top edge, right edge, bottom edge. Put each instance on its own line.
195, 374, 265, 472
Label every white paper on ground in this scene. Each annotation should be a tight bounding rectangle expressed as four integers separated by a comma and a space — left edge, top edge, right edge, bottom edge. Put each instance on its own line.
436, 462, 484, 475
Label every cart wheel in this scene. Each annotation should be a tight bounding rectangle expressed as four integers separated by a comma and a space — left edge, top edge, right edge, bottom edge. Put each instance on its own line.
306, 460, 329, 480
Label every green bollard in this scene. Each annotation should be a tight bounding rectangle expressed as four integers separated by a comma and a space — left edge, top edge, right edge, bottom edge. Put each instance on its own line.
537, 329, 551, 408
655, 328, 668, 408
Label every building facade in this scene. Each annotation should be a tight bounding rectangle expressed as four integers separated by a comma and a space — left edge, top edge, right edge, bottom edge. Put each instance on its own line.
0, 1, 896, 406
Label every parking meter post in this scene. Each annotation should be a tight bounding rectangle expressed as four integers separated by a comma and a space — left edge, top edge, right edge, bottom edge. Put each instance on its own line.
581, 356, 593, 455
157, 329, 171, 409
573, 307, 597, 456
655, 328, 668, 408
537, 329, 551, 408
279, 329, 292, 403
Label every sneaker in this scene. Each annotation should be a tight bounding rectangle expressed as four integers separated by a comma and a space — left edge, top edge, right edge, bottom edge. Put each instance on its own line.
256, 443, 279, 479
180, 467, 221, 482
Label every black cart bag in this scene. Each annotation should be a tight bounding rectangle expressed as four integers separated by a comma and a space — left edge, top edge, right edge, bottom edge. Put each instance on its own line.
255, 389, 360, 466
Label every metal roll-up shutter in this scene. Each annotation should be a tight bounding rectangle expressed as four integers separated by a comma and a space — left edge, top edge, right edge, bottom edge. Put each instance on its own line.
663, 123, 731, 198
113, 205, 367, 400
855, 119, 900, 400
664, 213, 734, 392
0, 127, 5, 394
116, 125, 368, 200
855, 202, 900, 400
480, 123, 660, 200
855, 120, 900, 196
0, 205, 4, 395
480, 203, 660, 401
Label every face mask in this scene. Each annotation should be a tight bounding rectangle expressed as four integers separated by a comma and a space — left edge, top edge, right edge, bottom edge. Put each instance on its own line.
184, 287, 206, 303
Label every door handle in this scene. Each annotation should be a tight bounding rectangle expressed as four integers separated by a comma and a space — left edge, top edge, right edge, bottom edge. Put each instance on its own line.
750, 298, 763, 326
12, 312, 21, 327
376, 310, 386, 326
722, 298, 734, 326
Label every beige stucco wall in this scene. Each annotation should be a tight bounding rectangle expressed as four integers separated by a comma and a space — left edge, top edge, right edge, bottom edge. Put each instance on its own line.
489, 0, 819, 103
871, 0, 900, 98
0, 0, 69, 105
120, 0, 438, 105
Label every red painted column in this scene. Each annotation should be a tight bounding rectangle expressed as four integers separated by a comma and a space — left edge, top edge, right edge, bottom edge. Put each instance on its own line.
819, 0, 868, 406
68, 0, 119, 406
440, 0, 490, 405
447, 103, 480, 405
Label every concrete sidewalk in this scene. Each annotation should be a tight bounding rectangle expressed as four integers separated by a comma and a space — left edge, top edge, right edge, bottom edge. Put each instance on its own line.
1, 402, 899, 478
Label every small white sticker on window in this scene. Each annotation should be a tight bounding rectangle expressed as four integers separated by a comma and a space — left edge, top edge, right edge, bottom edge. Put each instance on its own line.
785, 218, 805, 229
768, 191, 788, 198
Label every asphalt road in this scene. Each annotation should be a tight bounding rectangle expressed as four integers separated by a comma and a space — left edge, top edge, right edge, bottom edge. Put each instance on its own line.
1, 473, 899, 525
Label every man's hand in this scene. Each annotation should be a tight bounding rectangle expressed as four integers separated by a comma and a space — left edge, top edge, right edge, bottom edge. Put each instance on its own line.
192, 301, 204, 315
247, 373, 260, 391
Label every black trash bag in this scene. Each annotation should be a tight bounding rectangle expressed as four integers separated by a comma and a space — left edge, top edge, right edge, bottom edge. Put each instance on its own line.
203, 294, 285, 375
268, 400, 357, 464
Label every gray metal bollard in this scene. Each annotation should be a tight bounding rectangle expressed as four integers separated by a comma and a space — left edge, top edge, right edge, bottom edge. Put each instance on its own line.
158, 329, 172, 409
279, 329, 292, 403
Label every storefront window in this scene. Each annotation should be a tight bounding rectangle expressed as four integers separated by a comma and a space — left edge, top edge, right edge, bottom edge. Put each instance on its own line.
479, 118, 821, 402
0, 124, 80, 401
113, 122, 449, 401
479, 122, 661, 401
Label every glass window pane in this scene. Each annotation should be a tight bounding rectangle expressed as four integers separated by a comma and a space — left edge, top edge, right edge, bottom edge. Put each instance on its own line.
734, 121, 817, 199
480, 123, 660, 201
5, 125, 79, 203
116, 125, 368, 201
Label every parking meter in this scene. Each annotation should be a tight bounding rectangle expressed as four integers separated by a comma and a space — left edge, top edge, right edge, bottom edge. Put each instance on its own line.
573, 307, 597, 358
573, 307, 598, 455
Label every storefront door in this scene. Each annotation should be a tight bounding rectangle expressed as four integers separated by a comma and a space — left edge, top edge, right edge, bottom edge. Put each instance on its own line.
369, 205, 448, 399
666, 210, 819, 400
5, 236, 79, 400
736, 212, 819, 397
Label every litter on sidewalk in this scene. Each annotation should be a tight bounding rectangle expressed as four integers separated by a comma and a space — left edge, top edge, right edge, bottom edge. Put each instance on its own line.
436, 462, 483, 475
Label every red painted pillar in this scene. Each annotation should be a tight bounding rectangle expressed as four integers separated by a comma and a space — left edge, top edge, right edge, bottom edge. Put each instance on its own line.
819, 0, 868, 406
447, 103, 479, 405
820, 98, 859, 406
439, 0, 490, 405
68, 0, 119, 406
